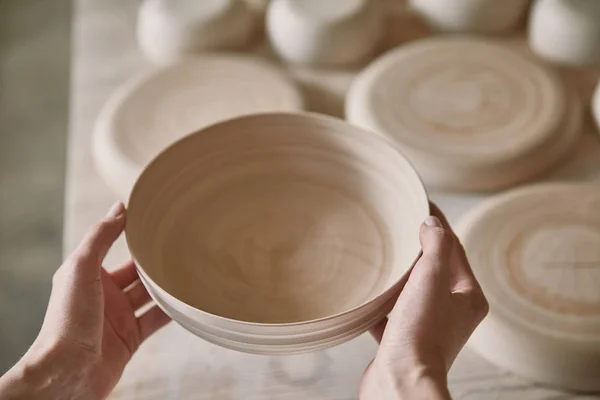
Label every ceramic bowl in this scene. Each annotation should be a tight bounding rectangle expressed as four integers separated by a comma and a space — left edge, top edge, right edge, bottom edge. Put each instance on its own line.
593, 81, 600, 134
528, 0, 600, 67
266, 0, 383, 67
409, 0, 529, 34
126, 113, 429, 354
457, 183, 600, 392
137, 0, 255, 64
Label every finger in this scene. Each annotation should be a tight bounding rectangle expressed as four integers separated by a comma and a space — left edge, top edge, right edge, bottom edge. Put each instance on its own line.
429, 203, 480, 293
429, 202, 453, 232
138, 305, 171, 342
369, 317, 387, 343
109, 260, 139, 289
71, 202, 125, 272
411, 216, 454, 290
125, 280, 152, 310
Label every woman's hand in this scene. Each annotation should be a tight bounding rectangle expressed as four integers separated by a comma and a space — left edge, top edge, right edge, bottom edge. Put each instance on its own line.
0, 203, 171, 400
360, 204, 489, 400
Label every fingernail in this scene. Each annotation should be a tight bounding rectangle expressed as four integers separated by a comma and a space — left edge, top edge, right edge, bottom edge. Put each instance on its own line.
424, 216, 441, 227
106, 202, 124, 218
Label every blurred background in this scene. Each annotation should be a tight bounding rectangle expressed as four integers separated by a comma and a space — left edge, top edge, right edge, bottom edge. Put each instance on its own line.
0, 0, 71, 372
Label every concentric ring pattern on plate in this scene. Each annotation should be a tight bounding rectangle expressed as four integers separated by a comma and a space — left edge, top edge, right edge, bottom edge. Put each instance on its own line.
126, 113, 428, 337
346, 37, 581, 191
457, 183, 600, 391
93, 55, 303, 198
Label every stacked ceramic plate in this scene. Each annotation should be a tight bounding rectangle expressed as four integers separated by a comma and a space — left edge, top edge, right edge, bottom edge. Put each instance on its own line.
125, 113, 429, 354
346, 37, 583, 192
593, 81, 600, 134
93, 54, 303, 199
457, 184, 600, 391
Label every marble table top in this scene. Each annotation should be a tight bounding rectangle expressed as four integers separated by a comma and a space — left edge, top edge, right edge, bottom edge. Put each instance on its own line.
66, 0, 600, 398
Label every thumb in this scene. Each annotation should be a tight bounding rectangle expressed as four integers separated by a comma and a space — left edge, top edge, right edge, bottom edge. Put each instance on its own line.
409, 216, 454, 294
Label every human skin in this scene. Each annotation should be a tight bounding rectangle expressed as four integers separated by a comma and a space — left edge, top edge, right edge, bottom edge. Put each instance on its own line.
0, 203, 171, 400
0, 203, 488, 399
359, 204, 489, 399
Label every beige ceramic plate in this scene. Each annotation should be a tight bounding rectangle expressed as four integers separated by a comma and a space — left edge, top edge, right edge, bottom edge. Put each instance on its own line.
93, 55, 303, 199
346, 37, 582, 191
593, 81, 600, 134
457, 183, 600, 392
126, 113, 428, 352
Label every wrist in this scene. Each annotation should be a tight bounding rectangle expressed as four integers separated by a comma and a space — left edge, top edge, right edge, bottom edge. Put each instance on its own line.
375, 360, 451, 400
0, 339, 95, 400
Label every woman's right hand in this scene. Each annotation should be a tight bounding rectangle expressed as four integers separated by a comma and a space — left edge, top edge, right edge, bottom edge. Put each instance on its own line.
360, 204, 489, 399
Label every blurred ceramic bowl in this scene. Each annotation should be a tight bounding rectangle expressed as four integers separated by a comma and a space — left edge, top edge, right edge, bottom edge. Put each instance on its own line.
408, 0, 529, 34
125, 113, 429, 354
137, 0, 255, 64
528, 0, 600, 67
593, 81, 600, 134
266, 0, 383, 67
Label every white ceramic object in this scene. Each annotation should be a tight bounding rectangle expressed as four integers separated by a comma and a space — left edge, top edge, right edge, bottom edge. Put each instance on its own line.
409, 0, 529, 34
137, 0, 255, 64
346, 37, 582, 192
457, 183, 600, 392
93, 55, 303, 199
593, 81, 600, 134
125, 113, 429, 354
266, 0, 384, 67
528, 0, 600, 67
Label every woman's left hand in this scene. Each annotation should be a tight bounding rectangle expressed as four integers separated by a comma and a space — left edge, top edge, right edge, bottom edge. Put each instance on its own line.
0, 202, 171, 400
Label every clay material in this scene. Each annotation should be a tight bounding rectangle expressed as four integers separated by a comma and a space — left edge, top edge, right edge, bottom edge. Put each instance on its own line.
93, 55, 303, 199
457, 183, 600, 392
593, 81, 600, 134
409, 0, 529, 34
346, 37, 582, 192
266, 0, 383, 67
137, 0, 255, 64
528, 0, 600, 67
125, 113, 429, 354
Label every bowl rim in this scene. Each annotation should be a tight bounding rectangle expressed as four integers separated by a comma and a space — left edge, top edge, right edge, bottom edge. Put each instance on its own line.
125, 111, 429, 327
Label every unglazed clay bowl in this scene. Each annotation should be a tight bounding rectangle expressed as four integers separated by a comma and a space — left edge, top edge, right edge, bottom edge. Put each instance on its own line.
137, 0, 255, 64
266, 0, 383, 67
528, 0, 600, 67
126, 113, 429, 354
409, 0, 529, 34
593, 81, 600, 134
457, 184, 600, 392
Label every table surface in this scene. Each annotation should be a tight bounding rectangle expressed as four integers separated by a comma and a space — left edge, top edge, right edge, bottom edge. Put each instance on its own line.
66, 0, 600, 398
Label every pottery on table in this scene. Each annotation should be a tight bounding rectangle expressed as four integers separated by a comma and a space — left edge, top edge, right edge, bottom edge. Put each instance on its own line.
92, 55, 303, 199
528, 0, 600, 67
593, 81, 600, 134
137, 0, 255, 64
346, 36, 582, 192
457, 183, 600, 392
408, 0, 529, 34
266, 0, 384, 67
125, 113, 429, 354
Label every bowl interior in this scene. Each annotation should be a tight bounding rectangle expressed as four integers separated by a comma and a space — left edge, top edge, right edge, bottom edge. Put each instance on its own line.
126, 113, 428, 324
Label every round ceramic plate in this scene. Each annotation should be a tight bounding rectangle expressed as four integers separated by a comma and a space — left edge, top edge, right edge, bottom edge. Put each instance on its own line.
346, 37, 581, 191
593, 81, 600, 134
457, 183, 600, 391
93, 55, 303, 199
126, 113, 428, 334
